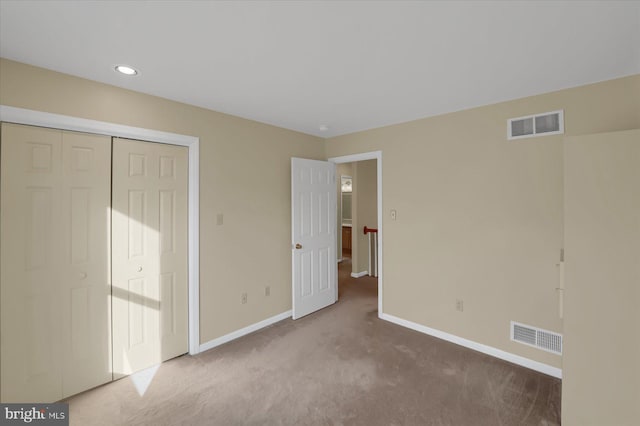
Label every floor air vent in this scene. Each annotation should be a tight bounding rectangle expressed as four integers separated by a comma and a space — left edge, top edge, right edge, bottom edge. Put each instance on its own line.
511, 321, 562, 355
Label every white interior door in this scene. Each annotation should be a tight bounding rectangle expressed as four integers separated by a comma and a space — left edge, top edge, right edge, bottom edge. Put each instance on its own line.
291, 158, 337, 319
1, 124, 111, 402
112, 137, 188, 378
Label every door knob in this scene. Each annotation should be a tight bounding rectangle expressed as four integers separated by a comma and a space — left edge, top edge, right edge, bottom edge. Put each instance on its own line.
295, 243, 302, 249
137, 266, 143, 272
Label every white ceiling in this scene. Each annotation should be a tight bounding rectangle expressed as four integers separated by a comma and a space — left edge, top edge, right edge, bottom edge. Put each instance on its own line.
1, 1, 638, 137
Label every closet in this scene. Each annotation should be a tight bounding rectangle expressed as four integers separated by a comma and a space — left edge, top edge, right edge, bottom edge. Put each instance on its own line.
0, 123, 188, 402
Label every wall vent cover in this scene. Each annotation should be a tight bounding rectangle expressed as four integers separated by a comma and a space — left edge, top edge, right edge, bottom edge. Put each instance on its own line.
511, 321, 562, 355
508, 110, 564, 140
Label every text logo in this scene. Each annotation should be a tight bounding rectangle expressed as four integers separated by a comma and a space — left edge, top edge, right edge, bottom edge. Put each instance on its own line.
1, 404, 68, 425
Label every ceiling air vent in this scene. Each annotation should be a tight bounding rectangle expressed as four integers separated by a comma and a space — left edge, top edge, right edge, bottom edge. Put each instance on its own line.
511, 321, 562, 355
508, 110, 564, 140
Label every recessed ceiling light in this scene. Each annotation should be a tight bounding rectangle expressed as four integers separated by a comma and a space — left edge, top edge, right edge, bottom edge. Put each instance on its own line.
319, 124, 329, 132
115, 65, 138, 76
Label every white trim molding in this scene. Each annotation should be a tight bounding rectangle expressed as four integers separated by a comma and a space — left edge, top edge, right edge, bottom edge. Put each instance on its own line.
0, 105, 197, 145
351, 271, 369, 278
380, 313, 562, 379
328, 151, 383, 317
0, 105, 202, 356
199, 311, 292, 353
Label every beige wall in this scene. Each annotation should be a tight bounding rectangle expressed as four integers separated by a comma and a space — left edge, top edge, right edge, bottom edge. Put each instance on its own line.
325, 74, 640, 368
2, 56, 639, 382
563, 129, 640, 426
0, 58, 325, 344
354, 160, 377, 274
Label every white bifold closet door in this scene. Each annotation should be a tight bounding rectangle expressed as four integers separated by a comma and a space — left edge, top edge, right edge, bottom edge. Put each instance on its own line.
0, 123, 111, 402
111, 137, 189, 378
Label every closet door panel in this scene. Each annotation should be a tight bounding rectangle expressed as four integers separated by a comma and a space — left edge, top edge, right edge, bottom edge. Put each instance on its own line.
112, 138, 160, 377
156, 143, 188, 360
1, 123, 64, 402
60, 131, 111, 398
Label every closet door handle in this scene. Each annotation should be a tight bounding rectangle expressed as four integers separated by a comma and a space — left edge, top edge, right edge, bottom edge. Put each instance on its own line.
137, 266, 143, 272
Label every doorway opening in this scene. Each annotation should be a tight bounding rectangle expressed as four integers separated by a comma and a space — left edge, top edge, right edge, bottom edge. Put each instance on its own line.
329, 151, 382, 317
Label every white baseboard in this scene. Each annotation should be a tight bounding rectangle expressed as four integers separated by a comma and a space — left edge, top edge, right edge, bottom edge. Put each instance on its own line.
379, 313, 562, 379
199, 310, 292, 353
351, 271, 368, 278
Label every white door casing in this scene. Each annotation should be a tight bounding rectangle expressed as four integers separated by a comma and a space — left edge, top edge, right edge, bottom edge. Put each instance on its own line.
328, 151, 383, 317
291, 158, 337, 319
111, 137, 189, 378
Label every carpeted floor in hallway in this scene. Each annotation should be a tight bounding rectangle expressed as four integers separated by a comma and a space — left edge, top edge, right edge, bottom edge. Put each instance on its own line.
65, 257, 561, 425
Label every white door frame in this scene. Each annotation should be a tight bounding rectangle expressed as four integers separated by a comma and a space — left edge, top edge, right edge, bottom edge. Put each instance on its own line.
328, 151, 383, 317
0, 105, 202, 355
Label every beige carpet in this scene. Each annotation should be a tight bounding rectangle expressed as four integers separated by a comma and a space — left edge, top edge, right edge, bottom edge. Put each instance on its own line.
66, 258, 561, 425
